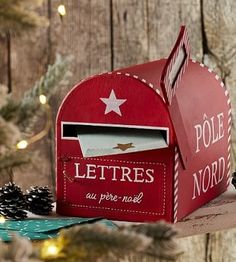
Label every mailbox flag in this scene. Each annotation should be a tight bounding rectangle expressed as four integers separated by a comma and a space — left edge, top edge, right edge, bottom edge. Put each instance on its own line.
161, 25, 191, 168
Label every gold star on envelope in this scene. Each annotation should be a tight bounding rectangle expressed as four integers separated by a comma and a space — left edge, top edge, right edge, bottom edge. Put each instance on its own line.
113, 143, 135, 151
77, 129, 168, 157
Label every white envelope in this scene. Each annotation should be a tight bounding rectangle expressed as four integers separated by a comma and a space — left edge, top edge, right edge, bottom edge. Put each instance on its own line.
77, 128, 168, 157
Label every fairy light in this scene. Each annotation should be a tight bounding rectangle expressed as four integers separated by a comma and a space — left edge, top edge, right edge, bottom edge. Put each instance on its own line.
41, 239, 64, 260
0, 216, 6, 224
39, 94, 47, 105
41, 242, 59, 259
15, 103, 52, 150
46, 245, 59, 256
57, 4, 66, 16
16, 140, 28, 150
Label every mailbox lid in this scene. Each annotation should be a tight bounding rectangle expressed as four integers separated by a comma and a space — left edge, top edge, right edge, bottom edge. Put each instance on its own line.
114, 59, 166, 98
56, 72, 175, 145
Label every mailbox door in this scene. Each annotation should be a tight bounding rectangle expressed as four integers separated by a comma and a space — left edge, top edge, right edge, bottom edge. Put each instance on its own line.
172, 61, 231, 222
57, 146, 174, 222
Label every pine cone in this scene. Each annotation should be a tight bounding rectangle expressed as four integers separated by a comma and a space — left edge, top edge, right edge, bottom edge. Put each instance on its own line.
0, 182, 27, 219
25, 186, 53, 215
232, 171, 236, 189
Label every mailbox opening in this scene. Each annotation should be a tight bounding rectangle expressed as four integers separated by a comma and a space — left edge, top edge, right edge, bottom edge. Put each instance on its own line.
61, 122, 169, 157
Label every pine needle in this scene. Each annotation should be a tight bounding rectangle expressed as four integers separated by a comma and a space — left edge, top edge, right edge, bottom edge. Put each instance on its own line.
0, 151, 31, 171
0, 54, 72, 132
17, 54, 71, 131
60, 224, 152, 262
0, 0, 48, 35
126, 221, 183, 260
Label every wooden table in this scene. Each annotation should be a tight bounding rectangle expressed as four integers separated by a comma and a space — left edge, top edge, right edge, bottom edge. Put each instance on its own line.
176, 185, 236, 237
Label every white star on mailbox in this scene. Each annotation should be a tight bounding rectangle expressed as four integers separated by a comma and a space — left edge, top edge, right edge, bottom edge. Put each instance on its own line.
100, 89, 127, 116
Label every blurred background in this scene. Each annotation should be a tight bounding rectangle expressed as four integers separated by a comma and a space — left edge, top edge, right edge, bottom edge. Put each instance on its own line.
0, 0, 236, 261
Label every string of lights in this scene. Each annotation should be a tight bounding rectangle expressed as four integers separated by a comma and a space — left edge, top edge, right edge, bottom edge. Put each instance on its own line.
0, 5, 68, 257
16, 4, 67, 151
16, 95, 52, 150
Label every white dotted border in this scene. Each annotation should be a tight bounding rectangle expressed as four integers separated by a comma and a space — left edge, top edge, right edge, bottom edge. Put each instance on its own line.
173, 147, 180, 223
63, 161, 66, 201
106, 71, 161, 95
61, 156, 167, 216
62, 203, 161, 215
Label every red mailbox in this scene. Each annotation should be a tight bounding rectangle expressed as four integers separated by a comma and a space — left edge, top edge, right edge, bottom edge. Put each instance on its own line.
56, 26, 231, 222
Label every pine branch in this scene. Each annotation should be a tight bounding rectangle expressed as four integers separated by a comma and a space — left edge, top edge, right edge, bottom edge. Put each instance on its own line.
0, 116, 21, 153
0, 151, 31, 172
0, 99, 19, 121
42, 222, 182, 261
0, 54, 71, 132
0, 0, 48, 35
17, 54, 71, 130
126, 222, 182, 260
58, 224, 151, 262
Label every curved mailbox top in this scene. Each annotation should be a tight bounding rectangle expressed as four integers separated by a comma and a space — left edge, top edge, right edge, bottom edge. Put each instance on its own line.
57, 68, 175, 147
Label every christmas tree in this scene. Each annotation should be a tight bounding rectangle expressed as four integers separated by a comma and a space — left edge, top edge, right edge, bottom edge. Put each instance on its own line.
0, 0, 71, 179
0, 54, 71, 177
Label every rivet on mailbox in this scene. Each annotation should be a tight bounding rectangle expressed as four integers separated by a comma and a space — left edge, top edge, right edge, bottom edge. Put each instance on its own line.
56, 26, 231, 223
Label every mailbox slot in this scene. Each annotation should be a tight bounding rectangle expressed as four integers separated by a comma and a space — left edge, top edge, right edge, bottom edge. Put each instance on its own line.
62, 122, 169, 143
61, 122, 169, 157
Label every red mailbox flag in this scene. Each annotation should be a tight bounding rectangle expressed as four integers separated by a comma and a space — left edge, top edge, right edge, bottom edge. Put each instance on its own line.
161, 26, 191, 168
161, 26, 190, 105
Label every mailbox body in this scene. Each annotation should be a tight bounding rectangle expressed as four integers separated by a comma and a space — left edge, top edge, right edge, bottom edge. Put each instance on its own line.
56, 59, 231, 223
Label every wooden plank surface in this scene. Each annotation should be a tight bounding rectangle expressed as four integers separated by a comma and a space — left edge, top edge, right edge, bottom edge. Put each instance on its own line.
147, 0, 203, 61
50, 0, 111, 88
112, 0, 149, 68
9, 2, 53, 191
10, 4, 49, 100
